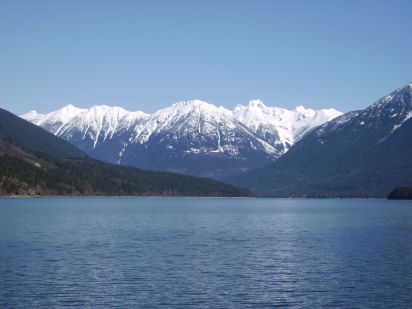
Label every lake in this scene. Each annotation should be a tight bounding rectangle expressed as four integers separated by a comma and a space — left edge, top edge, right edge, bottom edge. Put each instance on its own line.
1, 198, 412, 308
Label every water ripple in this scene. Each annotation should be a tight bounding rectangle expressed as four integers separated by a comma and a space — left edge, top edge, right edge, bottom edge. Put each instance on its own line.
1, 198, 412, 308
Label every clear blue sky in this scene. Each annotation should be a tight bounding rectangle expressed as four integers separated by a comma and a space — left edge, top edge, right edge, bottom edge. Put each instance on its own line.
0, 0, 411, 115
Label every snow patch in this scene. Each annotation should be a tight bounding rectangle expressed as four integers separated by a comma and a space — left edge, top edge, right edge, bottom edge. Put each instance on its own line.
391, 111, 412, 133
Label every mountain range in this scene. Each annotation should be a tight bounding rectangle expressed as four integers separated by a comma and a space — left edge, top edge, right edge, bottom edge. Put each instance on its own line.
0, 108, 251, 197
18, 82, 412, 197
229, 82, 412, 197
22, 100, 341, 178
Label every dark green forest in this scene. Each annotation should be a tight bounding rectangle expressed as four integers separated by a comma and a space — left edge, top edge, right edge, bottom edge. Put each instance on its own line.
0, 107, 252, 197
388, 187, 412, 200
0, 143, 252, 197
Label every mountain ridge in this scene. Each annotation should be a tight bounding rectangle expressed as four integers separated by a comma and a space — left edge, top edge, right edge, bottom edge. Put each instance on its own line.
228, 82, 412, 197
0, 108, 85, 159
0, 108, 252, 197
22, 100, 341, 178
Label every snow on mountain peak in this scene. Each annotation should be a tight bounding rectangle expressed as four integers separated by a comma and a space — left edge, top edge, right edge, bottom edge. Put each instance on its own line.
174, 99, 209, 106
369, 81, 412, 111
248, 99, 266, 108
155, 100, 233, 123
21, 104, 86, 126
293, 105, 311, 114
21, 110, 39, 119
170, 99, 228, 113
55, 104, 85, 118
85, 105, 129, 119
21, 99, 342, 158
233, 101, 342, 149
61, 103, 80, 111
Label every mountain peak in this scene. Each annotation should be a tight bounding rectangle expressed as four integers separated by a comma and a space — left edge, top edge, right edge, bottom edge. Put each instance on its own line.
168, 100, 229, 115
405, 82, 412, 93
369, 81, 412, 111
173, 99, 212, 107
87, 105, 127, 113
21, 110, 38, 119
54, 104, 85, 116
248, 99, 266, 109
293, 105, 311, 113
58, 104, 84, 113
390, 82, 412, 95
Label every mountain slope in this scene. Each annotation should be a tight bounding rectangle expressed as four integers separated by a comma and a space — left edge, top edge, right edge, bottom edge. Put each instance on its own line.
0, 141, 253, 196
0, 109, 252, 197
233, 100, 341, 151
0, 108, 85, 159
230, 83, 412, 197
22, 100, 340, 178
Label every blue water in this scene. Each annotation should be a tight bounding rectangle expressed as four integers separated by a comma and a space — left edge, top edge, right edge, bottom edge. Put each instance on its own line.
1, 198, 412, 308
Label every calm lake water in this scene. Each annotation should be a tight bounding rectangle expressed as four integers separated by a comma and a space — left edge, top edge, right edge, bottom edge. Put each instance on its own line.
1, 198, 412, 308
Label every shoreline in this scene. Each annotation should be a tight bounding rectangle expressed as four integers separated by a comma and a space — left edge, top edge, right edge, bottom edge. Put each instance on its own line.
0, 195, 393, 200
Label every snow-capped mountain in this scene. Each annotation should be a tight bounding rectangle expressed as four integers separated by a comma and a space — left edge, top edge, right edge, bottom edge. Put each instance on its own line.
233, 100, 341, 152
231, 82, 412, 196
22, 99, 341, 178
307, 82, 412, 148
